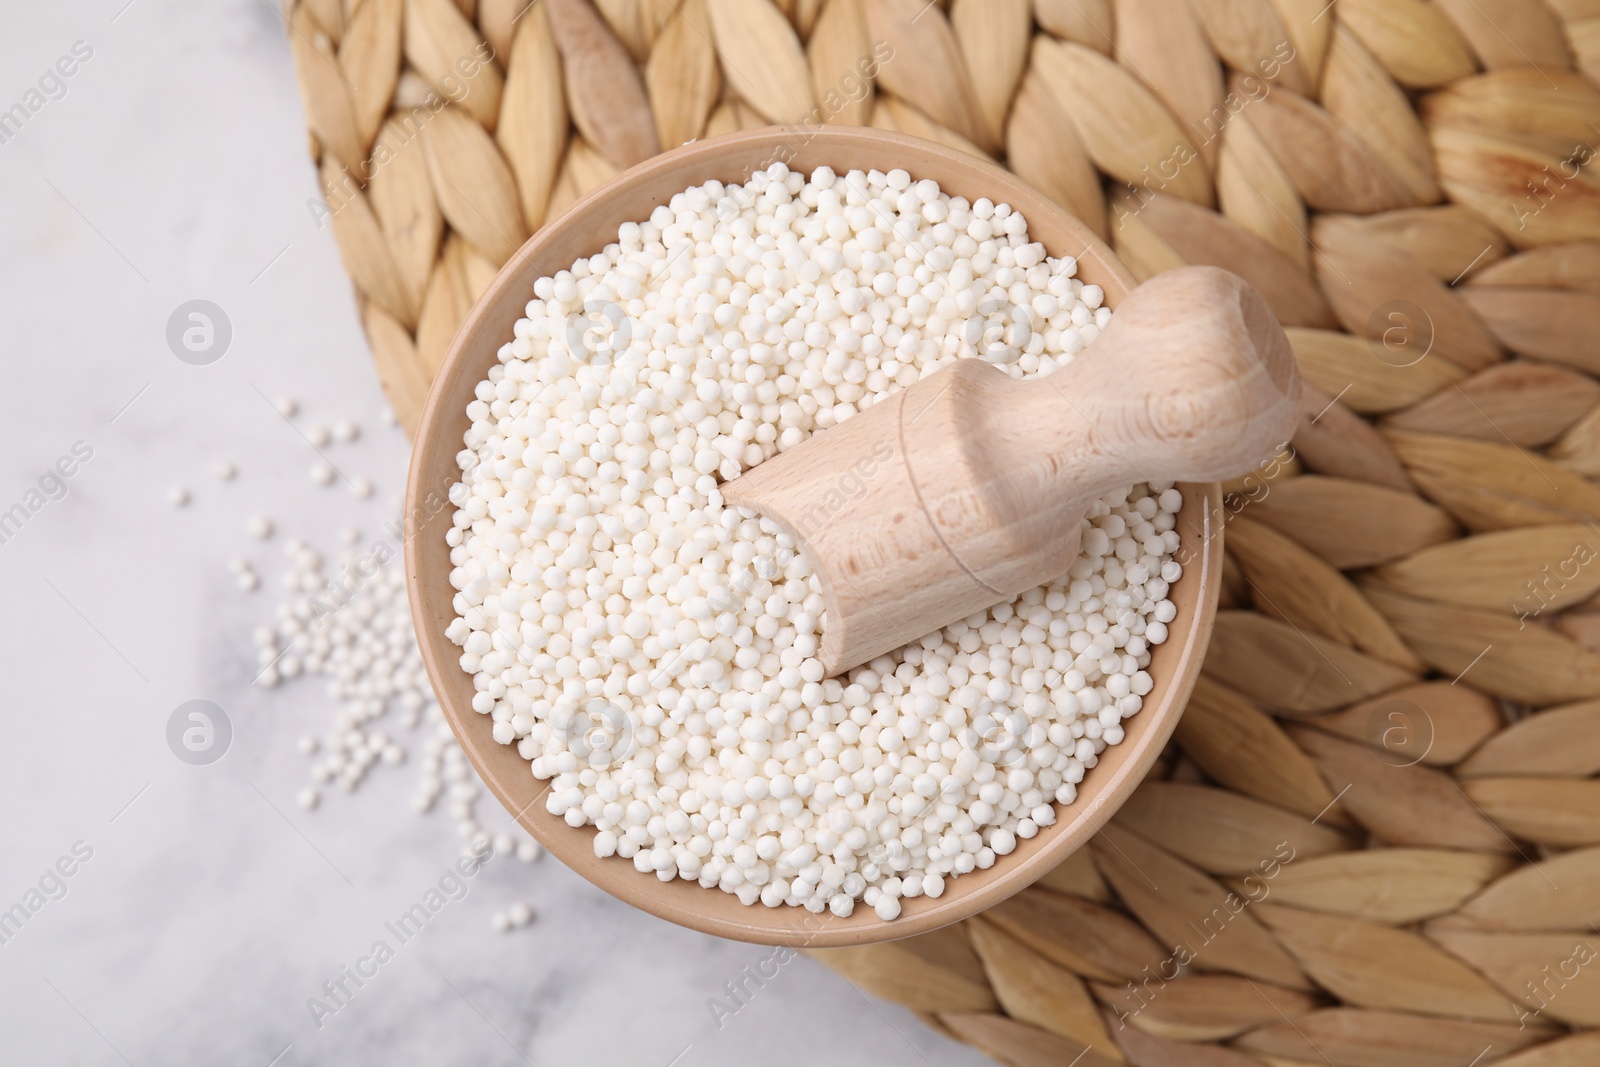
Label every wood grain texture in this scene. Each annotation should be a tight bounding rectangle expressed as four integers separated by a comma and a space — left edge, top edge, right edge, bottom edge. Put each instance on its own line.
724, 267, 1299, 675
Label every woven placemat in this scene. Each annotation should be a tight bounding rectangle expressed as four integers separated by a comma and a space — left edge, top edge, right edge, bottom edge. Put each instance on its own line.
285, 0, 1600, 1062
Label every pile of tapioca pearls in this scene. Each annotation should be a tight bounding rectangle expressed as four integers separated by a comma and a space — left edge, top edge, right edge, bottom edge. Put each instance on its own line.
445, 162, 1182, 920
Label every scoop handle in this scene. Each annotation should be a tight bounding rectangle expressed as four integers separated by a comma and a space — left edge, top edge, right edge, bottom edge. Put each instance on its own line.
915, 266, 1301, 599
724, 266, 1302, 677
1038, 265, 1299, 485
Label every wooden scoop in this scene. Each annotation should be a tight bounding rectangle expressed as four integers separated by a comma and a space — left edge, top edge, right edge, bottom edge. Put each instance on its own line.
721, 266, 1302, 677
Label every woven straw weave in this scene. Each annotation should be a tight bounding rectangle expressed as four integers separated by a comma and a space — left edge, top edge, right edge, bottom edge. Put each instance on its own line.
286, 0, 1600, 1062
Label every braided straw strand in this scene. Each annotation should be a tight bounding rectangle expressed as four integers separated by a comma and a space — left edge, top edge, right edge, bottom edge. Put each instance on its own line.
287, 0, 1600, 1062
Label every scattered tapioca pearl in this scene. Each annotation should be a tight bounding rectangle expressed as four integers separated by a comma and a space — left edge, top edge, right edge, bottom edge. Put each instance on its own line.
248, 515, 274, 539
350, 477, 374, 498
506, 903, 533, 927
449, 162, 1182, 920
298, 788, 319, 810
310, 463, 335, 486
253, 529, 546, 870
341, 526, 362, 545
307, 426, 331, 448
212, 460, 237, 481
333, 421, 359, 443
490, 910, 511, 932
275, 396, 299, 418
237, 570, 260, 592
167, 486, 190, 507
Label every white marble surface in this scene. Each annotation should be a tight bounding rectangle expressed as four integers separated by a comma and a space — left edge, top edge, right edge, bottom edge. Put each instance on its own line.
0, 3, 993, 1063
